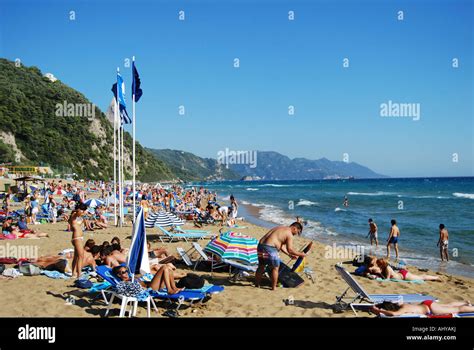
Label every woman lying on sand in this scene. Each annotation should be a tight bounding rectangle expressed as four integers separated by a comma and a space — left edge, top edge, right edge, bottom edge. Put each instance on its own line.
1, 217, 48, 239
372, 300, 474, 317
113, 264, 183, 295
368, 258, 442, 282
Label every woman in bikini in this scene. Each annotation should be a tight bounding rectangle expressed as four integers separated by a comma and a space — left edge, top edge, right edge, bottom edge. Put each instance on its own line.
372, 300, 474, 317
371, 258, 441, 282
140, 195, 150, 219
69, 202, 88, 278
113, 264, 183, 295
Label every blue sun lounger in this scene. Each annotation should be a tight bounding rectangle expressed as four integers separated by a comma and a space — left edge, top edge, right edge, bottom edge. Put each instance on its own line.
155, 224, 213, 243
335, 264, 438, 316
96, 265, 223, 313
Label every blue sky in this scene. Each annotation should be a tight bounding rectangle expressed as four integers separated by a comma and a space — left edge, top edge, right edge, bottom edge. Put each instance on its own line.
1, 0, 472, 177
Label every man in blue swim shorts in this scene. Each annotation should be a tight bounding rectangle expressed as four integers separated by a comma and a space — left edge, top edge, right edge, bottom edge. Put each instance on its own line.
255, 222, 306, 290
387, 219, 400, 260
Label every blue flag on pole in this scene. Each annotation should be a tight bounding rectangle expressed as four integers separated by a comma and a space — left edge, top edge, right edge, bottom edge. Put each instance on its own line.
111, 72, 131, 124
132, 61, 143, 102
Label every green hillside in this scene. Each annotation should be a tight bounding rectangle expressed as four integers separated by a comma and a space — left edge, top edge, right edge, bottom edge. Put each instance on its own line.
146, 148, 240, 181
0, 58, 174, 181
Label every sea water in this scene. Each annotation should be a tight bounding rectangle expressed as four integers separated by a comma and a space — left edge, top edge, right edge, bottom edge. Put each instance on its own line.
198, 177, 474, 278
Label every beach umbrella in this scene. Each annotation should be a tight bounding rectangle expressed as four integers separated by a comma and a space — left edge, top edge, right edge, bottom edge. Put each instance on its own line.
83, 198, 105, 207
55, 189, 68, 195
126, 208, 150, 276
164, 211, 185, 226
153, 211, 174, 227
204, 231, 258, 265
144, 211, 158, 228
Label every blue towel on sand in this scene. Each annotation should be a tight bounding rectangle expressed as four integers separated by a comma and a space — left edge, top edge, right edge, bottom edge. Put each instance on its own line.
89, 281, 112, 293
41, 270, 70, 280
375, 278, 424, 284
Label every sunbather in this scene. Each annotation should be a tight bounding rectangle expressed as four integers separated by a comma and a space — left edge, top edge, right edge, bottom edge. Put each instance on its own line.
147, 241, 169, 260
113, 264, 183, 295
370, 258, 441, 282
372, 300, 474, 317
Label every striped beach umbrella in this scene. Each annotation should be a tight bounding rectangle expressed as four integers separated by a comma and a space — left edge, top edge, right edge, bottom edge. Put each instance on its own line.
84, 198, 105, 207
153, 211, 174, 227
144, 211, 157, 228
204, 231, 258, 265
164, 211, 185, 226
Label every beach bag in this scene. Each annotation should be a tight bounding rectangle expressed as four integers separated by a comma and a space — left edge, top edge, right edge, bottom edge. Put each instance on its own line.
74, 279, 93, 289
0, 264, 4, 274
275, 262, 305, 288
176, 273, 205, 289
19, 263, 42, 276
354, 265, 367, 276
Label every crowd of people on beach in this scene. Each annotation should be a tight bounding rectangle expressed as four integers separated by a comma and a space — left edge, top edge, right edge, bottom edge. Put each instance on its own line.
0, 178, 470, 318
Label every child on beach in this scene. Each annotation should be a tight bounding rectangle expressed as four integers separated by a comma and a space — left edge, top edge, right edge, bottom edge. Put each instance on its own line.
386, 219, 400, 260
437, 224, 449, 262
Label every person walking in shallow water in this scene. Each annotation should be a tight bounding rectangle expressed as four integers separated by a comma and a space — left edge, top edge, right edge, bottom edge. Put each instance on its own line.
386, 219, 400, 260
367, 218, 379, 248
437, 224, 449, 262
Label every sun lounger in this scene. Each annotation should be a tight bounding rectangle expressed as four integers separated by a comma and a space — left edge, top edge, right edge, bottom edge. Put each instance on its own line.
334, 264, 437, 316
95, 265, 158, 317
176, 243, 216, 270
173, 225, 211, 234
96, 265, 222, 313
155, 224, 212, 243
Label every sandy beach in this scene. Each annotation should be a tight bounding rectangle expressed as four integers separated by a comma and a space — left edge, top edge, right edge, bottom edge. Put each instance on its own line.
0, 212, 473, 318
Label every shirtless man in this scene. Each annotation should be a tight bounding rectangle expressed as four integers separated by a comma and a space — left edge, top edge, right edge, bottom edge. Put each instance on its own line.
69, 202, 88, 278
367, 218, 378, 248
386, 219, 400, 260
437, 224, 449, 262
255, 222, 306, 290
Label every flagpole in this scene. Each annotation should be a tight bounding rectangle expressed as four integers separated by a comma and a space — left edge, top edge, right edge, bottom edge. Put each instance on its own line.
113, 77, 117, 226
117, 67, 123, 227
132, 56, 136, 223
121, 124, 124, 226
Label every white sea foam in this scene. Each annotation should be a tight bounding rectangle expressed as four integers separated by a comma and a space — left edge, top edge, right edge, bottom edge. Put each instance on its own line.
296, 199, 318, 206
347, 191, 397, 196
453, 192, 474, 199
334, 207, 346, 212
246, 188, 259, 191
258, 184, 290, 188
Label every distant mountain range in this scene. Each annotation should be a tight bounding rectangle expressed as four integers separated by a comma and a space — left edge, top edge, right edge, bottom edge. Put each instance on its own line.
0, 58, 386, 182
146, 149, 386, 181
228, 151, 386, 180
146, 148, 240, 181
